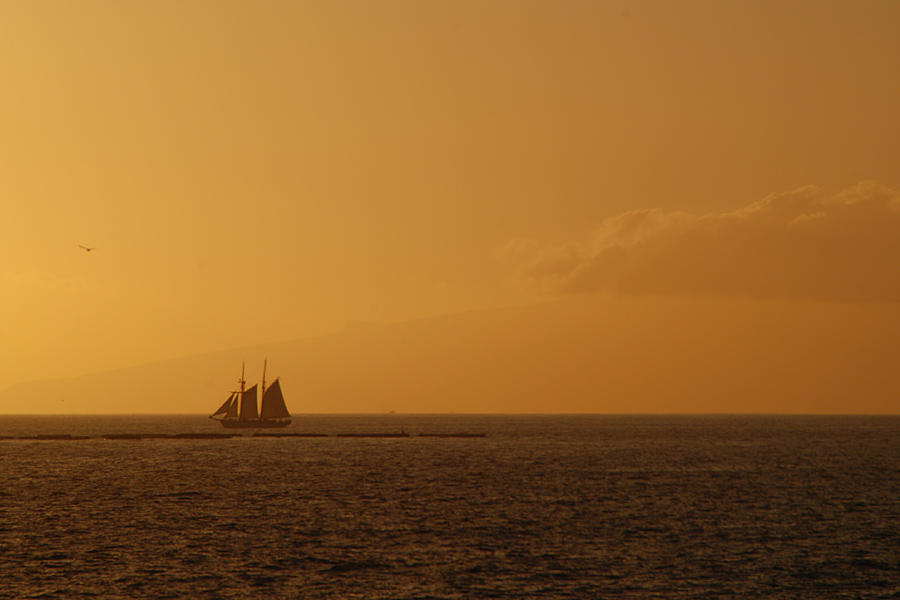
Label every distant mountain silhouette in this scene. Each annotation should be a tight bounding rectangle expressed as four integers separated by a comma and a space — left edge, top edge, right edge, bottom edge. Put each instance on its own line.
2, 296, 899, 414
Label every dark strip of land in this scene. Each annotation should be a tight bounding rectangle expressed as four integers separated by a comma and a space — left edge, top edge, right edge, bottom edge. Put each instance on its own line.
4, 432, 487, 440
19, 434, 91, 440
418, 433, 487, 438
103, 433, 174, 440
253, 432, 329, 438
335, 432, 410, 438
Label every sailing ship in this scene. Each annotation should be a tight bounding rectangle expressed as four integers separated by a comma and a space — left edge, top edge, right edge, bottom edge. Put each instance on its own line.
209, 361, 292, 428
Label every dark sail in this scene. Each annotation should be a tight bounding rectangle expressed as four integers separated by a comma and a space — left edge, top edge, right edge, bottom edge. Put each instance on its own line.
260, 379, 291, 419
240, 384, 259, 420
225, 394, 238, 418
211, 393, 236, 417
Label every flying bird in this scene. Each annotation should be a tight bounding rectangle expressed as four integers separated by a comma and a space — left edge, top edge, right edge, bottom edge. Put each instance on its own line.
78, 245, 96, 252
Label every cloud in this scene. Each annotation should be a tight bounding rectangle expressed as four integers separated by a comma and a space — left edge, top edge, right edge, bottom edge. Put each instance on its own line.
495, 237, 540, 262
521, 181, 900, 302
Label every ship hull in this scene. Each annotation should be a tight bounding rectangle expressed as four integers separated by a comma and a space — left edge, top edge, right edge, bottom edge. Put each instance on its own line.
218, 419, 292, 429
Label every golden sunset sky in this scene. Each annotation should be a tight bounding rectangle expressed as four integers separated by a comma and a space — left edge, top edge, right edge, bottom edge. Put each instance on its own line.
2, 1, 899, 413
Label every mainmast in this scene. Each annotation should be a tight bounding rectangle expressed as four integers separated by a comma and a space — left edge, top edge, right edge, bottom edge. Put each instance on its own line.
261, 358, 267, 397
238, 361, 246, 420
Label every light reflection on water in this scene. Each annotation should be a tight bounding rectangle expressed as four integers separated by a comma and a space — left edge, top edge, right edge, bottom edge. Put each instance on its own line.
1, 414, 899, 599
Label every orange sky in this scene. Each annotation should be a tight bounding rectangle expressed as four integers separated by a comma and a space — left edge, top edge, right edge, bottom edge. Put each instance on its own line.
2, 1, 899, 412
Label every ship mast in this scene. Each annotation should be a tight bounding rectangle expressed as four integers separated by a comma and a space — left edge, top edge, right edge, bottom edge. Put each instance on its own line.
261, 358, 267, 398
238, 361, 246, 420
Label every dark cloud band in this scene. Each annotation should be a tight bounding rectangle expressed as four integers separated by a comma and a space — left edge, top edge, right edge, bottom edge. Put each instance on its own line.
523, 182, 900, 303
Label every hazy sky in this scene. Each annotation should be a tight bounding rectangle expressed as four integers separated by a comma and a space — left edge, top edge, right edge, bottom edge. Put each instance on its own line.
2, 1, 899, 405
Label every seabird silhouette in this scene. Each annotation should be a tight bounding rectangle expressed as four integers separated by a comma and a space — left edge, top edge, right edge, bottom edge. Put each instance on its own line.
79, 245, 96, 252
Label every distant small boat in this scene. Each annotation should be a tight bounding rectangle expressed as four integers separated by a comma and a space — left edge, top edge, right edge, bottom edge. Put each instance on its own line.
210, 361, 292, 428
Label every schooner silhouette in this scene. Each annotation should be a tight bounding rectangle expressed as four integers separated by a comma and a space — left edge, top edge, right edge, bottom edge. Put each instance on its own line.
209, 360, 291, 428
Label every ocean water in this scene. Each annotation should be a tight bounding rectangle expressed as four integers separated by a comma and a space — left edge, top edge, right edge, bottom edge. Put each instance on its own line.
1, 414, 898, 599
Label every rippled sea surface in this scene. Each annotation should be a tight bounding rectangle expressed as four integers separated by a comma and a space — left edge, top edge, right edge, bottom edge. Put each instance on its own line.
1, 414, 899, 599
